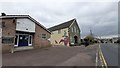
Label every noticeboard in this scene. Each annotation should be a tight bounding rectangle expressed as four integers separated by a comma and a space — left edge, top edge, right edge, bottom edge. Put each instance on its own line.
2, 37, 14, 44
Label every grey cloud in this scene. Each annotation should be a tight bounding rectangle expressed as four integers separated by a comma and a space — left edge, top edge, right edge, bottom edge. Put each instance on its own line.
0, 2, 118, 37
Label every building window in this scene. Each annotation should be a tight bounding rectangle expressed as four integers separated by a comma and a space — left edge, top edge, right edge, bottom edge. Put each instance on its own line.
74, 26, 76, 33
42, 34, 47, 39
29, 35, 32, 44
77, 30, 79, 33
58, 29, 61, 34
2, 36, 14, 44
70, 35, 72, 42
72, 27, 73, 32
15, 35, 18, 45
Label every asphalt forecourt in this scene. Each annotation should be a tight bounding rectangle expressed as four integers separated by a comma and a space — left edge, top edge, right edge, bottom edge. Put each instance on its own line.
3, 44, 98, 66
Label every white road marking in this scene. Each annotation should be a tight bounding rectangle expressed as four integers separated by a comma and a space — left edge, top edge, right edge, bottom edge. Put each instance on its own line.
96, 51, 98, 67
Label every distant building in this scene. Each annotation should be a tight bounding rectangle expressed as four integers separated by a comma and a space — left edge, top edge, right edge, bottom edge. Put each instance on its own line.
112, 37, 119, 43
48, 19, 81, 46
1, 13, 51, 53
100, 35, 119, 43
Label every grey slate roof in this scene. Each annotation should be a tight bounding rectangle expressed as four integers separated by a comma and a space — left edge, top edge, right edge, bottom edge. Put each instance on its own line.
48, 19, 75, 32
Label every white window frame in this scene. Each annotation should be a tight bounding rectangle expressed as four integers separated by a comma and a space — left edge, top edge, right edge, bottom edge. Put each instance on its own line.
14, 34, 19, 47
14, 34, 32, 47
28, 35, 32, 46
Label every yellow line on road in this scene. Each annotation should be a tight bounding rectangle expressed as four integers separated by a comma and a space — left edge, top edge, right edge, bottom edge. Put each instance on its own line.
99, 45, 108, 68
99, 52, 104, 68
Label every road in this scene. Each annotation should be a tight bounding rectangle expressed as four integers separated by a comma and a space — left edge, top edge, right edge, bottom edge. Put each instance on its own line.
2, 45, 98, 66
100, 43, 119, 66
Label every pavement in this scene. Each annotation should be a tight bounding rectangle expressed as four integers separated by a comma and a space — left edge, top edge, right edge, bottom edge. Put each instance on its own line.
2, 44, 98, 66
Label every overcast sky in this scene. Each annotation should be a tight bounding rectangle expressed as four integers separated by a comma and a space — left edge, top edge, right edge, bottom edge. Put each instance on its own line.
0, 0, 118, 38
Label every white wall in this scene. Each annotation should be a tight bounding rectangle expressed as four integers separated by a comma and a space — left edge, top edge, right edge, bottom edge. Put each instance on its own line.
16, 18, 35, 32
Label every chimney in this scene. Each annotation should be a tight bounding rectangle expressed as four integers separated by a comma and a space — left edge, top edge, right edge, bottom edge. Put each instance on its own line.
1, 13, 6, 16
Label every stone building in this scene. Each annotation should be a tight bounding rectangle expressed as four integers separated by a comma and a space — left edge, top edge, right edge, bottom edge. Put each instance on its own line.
48, 19, 81, 46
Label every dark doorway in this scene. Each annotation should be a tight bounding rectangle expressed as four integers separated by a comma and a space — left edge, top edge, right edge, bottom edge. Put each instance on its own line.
18, 35, 29, 47
74, 36, 78, 44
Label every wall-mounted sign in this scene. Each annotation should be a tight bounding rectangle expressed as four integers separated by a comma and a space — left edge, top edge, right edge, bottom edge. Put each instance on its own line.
2, 36, 14, 44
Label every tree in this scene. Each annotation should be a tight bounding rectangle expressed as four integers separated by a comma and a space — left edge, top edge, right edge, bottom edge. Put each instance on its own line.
84, 35, 95, 44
